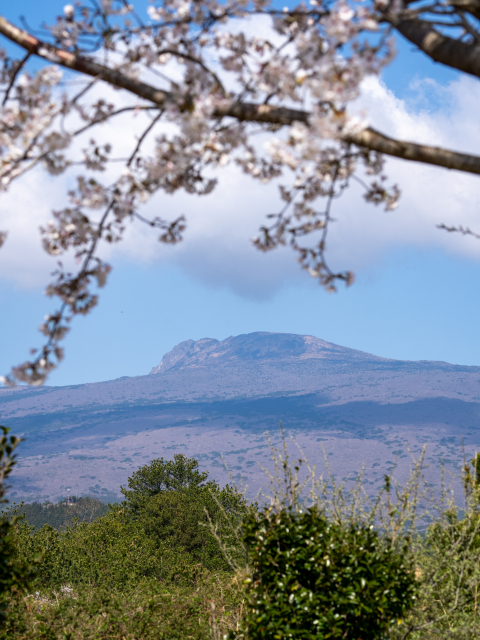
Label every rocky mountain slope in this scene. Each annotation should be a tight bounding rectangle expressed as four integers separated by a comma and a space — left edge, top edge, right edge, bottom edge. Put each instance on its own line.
2, 332, 480, 503
2, 332, 479, 419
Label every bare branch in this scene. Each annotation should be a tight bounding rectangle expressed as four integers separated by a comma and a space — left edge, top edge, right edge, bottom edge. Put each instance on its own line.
2, 50, 30, 106
394, 18, 480, 78
448, 0, 480, 22
345, 127, 480, 176
437, 223, 480, 239
0, 15, 173, 107
126, 110, 163, 167
73, 105, 159, 137
156, 49, 227, 96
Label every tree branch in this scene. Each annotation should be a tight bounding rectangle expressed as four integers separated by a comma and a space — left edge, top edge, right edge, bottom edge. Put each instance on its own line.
345, 127, 480, 175
395, 18, 480, 78
0, 15, 172, 107
447, 0, 480, 22
2, 50, 30, 106
2, 14, 480, 178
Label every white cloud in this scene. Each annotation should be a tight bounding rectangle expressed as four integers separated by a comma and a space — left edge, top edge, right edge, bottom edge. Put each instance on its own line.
0, 170, 69, 289
1, 68, 480, 300
113, 73, 480, 296
330, 74, 480, 268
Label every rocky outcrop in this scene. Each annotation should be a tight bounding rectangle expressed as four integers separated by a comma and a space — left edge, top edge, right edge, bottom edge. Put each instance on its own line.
149, 331, 390, 375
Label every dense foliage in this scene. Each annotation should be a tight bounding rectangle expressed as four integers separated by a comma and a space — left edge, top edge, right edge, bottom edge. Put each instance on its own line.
240, 506, 417, 640
12, 497, 108, 530
7, 455, 248, 592
140, 484, 247, 572
121, 453, 211, 514
0, 453, 248, 639
122, 454, 210, 500
3, 448, 480, 638
0, 427, 33, 624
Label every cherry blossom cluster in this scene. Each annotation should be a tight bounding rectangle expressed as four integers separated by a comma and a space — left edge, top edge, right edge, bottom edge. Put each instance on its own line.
0, 0, 402, 384
0, 61, 68, 189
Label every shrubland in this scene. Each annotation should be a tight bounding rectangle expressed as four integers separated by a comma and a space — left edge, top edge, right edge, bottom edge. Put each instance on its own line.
2, 429, 480, 638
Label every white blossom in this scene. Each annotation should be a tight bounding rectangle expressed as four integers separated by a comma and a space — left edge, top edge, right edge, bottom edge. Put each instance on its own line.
0, 0, 405, 385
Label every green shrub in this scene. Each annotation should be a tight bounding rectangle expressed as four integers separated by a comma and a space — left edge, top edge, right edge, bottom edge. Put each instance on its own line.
10, 455, 249, 592
15, 497, 108, 530
139, 483, 248, 572
1, 573, 243, 640
0, 426, 34, 625
12, 506, 206, 590
240, 506, 417, 640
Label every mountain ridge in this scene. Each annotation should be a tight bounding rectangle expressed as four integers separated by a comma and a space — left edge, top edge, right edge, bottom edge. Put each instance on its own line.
149, 331, 478, 374
3, 331, 480, 503
149, 332, 396, 374
1, 332, 480, 423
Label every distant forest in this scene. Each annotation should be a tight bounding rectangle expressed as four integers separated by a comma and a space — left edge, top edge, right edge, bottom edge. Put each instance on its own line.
14, 497, 108, 530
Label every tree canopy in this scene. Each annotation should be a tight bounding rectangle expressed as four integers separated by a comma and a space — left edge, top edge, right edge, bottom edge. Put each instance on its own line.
120, 453, 210, 508
0, 0, 479, 384
120, 455, 250, 570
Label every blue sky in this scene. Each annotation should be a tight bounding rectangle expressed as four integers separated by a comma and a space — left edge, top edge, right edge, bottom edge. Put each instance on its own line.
1, 1, 480, 386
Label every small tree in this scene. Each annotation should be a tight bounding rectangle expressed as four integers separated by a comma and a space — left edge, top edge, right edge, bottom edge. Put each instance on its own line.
121, 454, 250, 571
140, 483, 248, 572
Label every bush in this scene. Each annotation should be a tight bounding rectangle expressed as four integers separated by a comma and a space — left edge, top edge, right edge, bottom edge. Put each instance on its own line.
12, 505, 208, 590
14, 497, 108, 530
139, 483, 249, 572
0, 427, 33, 626
393, 454, 480, 638
10, 455, 250, 592
240, 506, 417, 640
1, 573, 243, 640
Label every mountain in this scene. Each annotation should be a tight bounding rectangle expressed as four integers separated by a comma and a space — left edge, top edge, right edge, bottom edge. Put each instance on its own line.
2, 332, 480, 503
149, 333, 390, 374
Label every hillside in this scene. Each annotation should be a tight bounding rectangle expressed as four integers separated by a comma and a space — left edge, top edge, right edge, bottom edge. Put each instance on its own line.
3, 332, 480, 503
